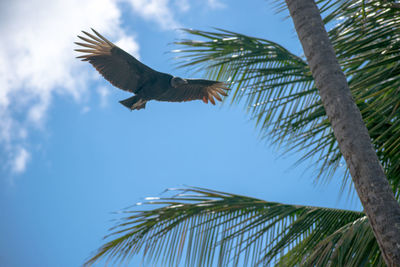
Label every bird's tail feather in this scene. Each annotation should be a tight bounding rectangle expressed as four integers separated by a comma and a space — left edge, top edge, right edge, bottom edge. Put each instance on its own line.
119, 96, 147, 110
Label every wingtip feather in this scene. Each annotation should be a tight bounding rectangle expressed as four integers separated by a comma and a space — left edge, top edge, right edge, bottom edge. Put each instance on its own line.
82, 30, 104, 44
77, 35, 100, 45
74, 42, 97, 49
91, 28, 114, 46
214, 94, 222, 102
209, 96, 216, 105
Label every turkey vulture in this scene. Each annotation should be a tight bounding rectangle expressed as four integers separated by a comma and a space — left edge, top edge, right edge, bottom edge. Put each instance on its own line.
74, 29, 229, 110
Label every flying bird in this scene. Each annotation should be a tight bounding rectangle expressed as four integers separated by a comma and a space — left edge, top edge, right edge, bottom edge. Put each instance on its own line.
74, 29, 229, 110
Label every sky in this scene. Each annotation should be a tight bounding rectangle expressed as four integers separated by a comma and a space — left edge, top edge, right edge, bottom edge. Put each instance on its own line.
0, 0, 362, 266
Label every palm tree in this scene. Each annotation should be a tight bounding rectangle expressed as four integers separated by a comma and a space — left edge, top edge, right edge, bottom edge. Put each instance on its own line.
285, 0, 400, 265
85, 0, 400, 265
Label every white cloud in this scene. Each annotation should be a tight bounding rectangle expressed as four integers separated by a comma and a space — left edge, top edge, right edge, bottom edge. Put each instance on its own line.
115, 35, 141, 59
174, 0, 190, 13
97, 86, 111, 108
11, 148, 30, 174
81, 106, 91, 114
0, 0, 140, 177
0, 0, 208, 178
124, 0, 182, 30
206, 0, 226, 9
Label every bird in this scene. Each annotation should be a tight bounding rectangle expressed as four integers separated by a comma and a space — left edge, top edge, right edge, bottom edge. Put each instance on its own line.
74, 29, 229, 110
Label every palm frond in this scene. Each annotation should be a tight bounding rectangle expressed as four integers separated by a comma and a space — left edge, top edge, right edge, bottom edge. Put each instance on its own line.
84, 187, 367, 266
329, 0, 400, 192
173, 0, 400, 193
174, 28, 342, 188
300, 216, 384, 266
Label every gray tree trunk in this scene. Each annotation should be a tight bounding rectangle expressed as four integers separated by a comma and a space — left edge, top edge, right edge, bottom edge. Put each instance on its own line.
284, 0, 400, 266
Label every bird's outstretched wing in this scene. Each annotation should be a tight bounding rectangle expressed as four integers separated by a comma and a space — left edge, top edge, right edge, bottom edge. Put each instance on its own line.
75, 29, 158, 93
162, 79, 229, 104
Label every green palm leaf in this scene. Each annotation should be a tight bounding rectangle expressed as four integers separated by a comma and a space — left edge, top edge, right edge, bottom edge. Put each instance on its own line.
175, 28, 328, 172
85, 187, 368, 266
173, 0, 400, 192
328, 0, 400, 192
301, 216, 384, 266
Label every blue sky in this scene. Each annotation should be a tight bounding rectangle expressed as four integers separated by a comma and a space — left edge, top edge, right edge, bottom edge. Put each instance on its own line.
0, 0, 362, 266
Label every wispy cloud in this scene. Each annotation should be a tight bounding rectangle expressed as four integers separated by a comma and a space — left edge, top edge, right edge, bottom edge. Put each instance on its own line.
97, 86, 111, 108
174, 0, 190, 13
0, 0, 139, 178
11, 148, 30, 174
0, 0, 221, 178
124, 0, 182, 29
115, 35, 141, 58
206, 0, 226, 9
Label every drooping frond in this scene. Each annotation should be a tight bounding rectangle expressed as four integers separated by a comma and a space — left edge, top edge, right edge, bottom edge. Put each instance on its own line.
84, 187, 367, 266
174, 28, 339, 187
300, 216, 384, 266
327, 0, 400, 193
173, 0, 400, 194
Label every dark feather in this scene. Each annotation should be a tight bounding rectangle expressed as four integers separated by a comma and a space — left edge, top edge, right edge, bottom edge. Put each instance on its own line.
75, 29, 160, 93
75, 29, 229, 109
119, 95, 147, 110
159, 79, 229, 104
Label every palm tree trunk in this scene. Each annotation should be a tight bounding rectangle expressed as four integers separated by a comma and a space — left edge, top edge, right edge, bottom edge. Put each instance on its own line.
284, 0, 400, 266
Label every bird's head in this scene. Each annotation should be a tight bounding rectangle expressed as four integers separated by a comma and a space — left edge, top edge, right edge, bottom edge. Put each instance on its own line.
170, 77, 188, 88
